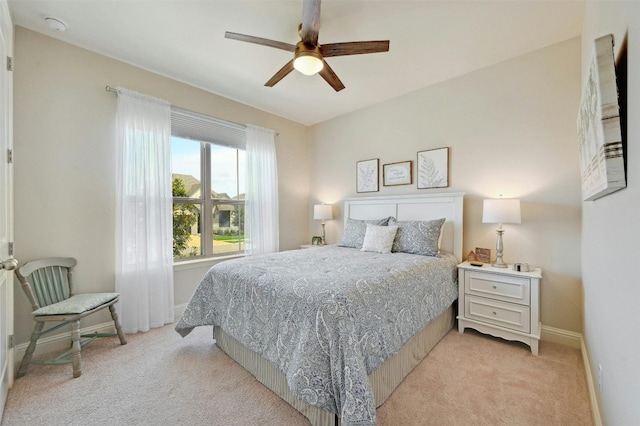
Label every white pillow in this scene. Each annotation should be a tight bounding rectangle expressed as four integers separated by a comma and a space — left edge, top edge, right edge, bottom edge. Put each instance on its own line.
360, 224, 399, 254
338, 217, 392, 248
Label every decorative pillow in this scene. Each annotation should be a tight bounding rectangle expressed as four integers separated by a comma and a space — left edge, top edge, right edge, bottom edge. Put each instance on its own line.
338, 217, 392, 248
438, 220, 445, 250
389, 217, 446, 256
360, 224, 399, 254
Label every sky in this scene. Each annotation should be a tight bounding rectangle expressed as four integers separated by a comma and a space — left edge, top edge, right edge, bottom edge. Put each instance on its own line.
171, 137, 246, 197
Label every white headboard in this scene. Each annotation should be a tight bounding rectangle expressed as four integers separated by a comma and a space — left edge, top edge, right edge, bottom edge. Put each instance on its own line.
343, 192, 465, 262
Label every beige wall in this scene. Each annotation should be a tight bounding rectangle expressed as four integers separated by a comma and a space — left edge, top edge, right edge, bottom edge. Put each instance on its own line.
309, 37, 583, 334
12, 27, 310, 345
581, 2, 640, 424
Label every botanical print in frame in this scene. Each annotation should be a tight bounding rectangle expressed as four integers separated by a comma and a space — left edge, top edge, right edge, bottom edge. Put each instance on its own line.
417, 147, 449, 189
356, 158, 379, 193
383, 161, 412, 186
577, 34, 625, 201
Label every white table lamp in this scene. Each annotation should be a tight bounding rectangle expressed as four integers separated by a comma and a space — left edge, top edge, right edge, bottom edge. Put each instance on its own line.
482, 198, 521, 268
313, 204, 333, 245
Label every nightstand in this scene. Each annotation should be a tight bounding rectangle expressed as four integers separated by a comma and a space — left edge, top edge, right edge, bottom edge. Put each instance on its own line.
457, 261, 542, 355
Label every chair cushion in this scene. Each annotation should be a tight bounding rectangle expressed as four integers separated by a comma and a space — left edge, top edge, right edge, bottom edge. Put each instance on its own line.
33, 293, 119, 316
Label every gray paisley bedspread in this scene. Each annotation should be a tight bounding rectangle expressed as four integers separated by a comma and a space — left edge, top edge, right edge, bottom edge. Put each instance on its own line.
175, 245, 458, 425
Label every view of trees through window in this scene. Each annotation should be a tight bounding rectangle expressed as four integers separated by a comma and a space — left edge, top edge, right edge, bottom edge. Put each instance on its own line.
171, 137, 245, 259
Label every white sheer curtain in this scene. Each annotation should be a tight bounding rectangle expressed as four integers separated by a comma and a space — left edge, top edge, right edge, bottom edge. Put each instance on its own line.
245, 124, 279, 255
115, 88, 174, 334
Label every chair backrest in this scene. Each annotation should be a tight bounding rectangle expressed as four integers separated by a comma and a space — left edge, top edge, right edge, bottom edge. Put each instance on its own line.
16, 257, 77, 311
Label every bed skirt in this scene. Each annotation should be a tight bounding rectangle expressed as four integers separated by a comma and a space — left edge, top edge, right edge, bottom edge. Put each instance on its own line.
214, 304, 455, 426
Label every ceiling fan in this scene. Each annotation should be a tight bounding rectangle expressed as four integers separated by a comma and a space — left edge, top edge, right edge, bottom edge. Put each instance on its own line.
224, 0, 390, 92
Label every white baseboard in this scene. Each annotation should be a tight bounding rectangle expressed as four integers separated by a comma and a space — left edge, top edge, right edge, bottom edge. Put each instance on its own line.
541, 324, 582, 349
541, 325, 601, 426
174, 303, 187, 319
14, 321, 117, 368
580, 337, 603, 426
15, 305, 189, 371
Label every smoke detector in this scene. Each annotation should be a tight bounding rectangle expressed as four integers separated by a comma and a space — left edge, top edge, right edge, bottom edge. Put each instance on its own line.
44, 17, 67, 32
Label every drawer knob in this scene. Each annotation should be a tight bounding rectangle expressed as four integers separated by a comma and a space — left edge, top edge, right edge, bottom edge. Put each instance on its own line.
492, 311, 497, 315
492, 285, 497, 289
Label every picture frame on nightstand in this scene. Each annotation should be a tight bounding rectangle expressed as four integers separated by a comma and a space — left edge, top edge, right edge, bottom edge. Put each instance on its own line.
475, 247, 491, 264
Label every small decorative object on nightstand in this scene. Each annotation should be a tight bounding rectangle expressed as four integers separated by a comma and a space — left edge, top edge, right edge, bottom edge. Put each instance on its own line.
457, 261, 542, 355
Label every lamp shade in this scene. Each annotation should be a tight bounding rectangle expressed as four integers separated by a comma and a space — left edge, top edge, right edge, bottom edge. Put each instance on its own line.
482, 199, 521, 224
313, 204, 333, 220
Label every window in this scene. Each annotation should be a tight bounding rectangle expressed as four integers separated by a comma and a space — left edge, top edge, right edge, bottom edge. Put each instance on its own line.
170, 108, 246, 260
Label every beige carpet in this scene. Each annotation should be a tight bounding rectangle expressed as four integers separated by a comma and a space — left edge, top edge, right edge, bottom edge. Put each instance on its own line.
1, 324, 592, 425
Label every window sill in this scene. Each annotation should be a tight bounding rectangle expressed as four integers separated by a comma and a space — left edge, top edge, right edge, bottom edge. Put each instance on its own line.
173, 253, 245, 272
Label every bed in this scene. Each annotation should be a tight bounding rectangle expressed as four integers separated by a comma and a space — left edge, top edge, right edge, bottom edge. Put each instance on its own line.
176, 193, 464, 426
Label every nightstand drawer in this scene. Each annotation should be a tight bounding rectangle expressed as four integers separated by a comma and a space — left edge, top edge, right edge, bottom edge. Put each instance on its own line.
465, 295, 531, 333
465, 271, 530, 305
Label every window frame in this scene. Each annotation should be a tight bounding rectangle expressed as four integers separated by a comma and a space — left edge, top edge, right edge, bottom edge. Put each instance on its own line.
171, 109, 246, 263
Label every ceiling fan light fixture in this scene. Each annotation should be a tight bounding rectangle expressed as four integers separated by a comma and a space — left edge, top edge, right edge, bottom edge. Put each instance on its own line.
293, 42, 323, 76
294, 54, 323, 75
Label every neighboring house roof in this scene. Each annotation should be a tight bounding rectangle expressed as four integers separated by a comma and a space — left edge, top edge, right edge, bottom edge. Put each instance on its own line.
172, 174, 201, 197
172, 174, 245, 203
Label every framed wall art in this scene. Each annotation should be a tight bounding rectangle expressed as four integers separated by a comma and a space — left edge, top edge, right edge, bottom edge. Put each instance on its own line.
577, 33, 626, 201
383, 161, 412, 186
417, 147, 449, 189
356, 158, 379, 193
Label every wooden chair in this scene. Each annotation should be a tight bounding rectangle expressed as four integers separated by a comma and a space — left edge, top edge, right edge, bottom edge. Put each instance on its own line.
15, 257, 127, 378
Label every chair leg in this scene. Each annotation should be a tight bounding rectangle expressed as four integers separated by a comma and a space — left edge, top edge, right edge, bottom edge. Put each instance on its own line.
70, 320, 82, 378
109, 304, 127, 345
17, 321, 44, 378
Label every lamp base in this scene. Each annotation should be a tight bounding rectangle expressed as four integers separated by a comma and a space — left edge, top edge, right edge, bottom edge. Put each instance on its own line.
491, 259, 509, 268
321, 223, 326, 245
492, 228, 508, 268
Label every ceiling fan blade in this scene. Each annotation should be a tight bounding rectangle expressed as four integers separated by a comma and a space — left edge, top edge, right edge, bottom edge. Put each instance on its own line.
321, 40, 390, 57
265, 60, 295, 87
318, 60, 345, 92
301, 0, 321, 46
225, 31, 296, 52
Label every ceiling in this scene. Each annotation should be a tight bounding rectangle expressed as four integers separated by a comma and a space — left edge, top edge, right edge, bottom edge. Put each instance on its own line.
8, 1, 585, 126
